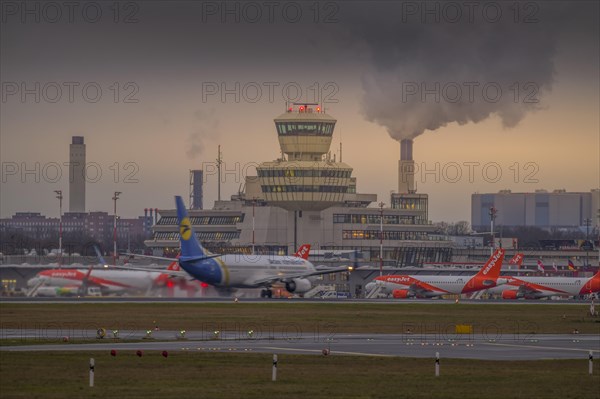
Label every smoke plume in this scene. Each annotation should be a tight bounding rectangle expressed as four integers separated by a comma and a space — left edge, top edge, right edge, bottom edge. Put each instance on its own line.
186, 108, 219, 159
336, 2, 593, 141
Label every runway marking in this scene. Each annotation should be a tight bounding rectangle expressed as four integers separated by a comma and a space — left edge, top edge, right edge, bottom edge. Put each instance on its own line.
482, 342, 600, 354
262, 346, 394, 357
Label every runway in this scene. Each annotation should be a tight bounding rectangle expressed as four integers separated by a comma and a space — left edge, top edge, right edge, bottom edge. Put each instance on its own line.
0, 297, 593, 305
2, 329, 598, 360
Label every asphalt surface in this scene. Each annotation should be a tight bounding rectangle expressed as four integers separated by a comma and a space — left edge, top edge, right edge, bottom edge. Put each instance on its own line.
0, 297, 594, 305
2, 329, 598, 360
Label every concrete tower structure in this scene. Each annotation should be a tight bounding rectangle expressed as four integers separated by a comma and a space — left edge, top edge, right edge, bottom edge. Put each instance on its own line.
398, 139, 416, 194
189, 169, 204, 210
69, 136, 86, 212
391, 138, 429, 222
256, 103, 353, 211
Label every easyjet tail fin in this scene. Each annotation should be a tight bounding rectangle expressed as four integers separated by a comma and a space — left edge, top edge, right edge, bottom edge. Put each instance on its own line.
474, 248, 505, 279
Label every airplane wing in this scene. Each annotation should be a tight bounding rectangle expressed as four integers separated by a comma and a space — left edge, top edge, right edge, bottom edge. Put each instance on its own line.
505, 280, 566, 299
407, 282, 434, 297
122, 252, 222, 262
110, 265, 193, 279
516, 284, 541, 297
121, 253, 180, 262
250, 265, 356, 286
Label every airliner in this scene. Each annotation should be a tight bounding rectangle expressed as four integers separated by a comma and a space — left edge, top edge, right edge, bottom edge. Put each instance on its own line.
365, 248, 506, 298
485, 271, 600, 299
26, 254, 181, 297
123, 196, 353, 298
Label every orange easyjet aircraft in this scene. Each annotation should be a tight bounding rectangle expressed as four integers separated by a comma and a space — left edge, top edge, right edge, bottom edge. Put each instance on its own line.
366, 248, 506, 298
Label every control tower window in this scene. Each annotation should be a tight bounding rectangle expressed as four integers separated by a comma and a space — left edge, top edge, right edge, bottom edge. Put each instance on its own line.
276, 122, 335, 136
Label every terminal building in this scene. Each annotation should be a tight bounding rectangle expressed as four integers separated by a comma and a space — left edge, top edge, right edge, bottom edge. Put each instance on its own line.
145, 104, 450, 294
472, 189, 600, 230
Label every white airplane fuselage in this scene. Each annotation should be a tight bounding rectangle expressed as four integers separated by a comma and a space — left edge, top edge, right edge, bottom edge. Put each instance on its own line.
370, 275, 502, 298
27, 269, 162, 295
180, 254, 316, 288
486, 275, 600, 299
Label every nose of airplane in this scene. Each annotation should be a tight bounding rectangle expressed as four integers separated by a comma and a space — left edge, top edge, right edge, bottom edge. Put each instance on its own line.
365, 282, 376, 292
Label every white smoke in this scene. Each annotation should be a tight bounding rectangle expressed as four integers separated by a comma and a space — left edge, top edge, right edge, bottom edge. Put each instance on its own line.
186, 108, 219, 159
335, 2, 594, 141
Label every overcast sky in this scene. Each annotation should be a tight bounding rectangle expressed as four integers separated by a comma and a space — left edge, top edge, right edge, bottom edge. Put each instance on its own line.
1, 1, 598, 222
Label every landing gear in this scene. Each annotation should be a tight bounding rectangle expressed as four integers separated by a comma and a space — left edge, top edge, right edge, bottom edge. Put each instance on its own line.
260, 289, 273, 298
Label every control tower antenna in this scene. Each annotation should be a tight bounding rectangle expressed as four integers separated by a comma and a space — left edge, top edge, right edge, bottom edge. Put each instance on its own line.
339, 127, 343, 163
216, 145, 223, 202
293, 102, 319, 107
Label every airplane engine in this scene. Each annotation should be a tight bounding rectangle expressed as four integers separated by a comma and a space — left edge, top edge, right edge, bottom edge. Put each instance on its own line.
285, 278, 312, 294
501, 290, 520, 299
392, 289, 412, 299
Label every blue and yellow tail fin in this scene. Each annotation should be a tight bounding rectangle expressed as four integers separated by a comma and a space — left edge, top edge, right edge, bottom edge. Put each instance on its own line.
175, 196, 209, 260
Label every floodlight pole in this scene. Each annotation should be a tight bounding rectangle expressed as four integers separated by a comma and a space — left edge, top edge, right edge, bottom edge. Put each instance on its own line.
379, 202, 385, 276
54, 190, 63, 267
112, 192, 122, 266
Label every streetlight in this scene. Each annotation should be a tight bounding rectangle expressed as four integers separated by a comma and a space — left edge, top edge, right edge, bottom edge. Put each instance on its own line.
583, 218, 591, 267
251, 198, 257, 255
379, 201, 385, 276
54, 190, 63, 267
489, 206, 497, 255
112, 192, 122, 266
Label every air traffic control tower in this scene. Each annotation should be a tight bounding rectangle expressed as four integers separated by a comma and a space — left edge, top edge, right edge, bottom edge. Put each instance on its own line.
255, 103, 353, 211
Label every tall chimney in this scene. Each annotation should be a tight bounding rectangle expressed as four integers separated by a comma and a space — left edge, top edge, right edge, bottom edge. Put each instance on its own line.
398, 139, 416, 193
400, 139, 413, 161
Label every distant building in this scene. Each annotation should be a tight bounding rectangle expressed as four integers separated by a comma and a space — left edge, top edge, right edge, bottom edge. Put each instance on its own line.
471, 189, 600, 230
69, 136, 86, 212
0, 211, 152, 245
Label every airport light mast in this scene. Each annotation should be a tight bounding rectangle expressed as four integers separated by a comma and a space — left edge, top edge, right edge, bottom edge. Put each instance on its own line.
489, 206, 497, 255
584, 218, 591, 266
54, 190, 63, 267
379, 201, 385, 276
216, 145, 222, 202
112, 191, 122, 266
252, 197, 257, 254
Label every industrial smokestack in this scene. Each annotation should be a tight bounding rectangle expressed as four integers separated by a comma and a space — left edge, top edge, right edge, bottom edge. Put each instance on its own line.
398, 139, 415, 194
400, 139, 413, 161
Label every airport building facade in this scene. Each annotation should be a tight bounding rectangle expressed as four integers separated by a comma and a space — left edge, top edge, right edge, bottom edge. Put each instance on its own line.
145, 105, 451, 282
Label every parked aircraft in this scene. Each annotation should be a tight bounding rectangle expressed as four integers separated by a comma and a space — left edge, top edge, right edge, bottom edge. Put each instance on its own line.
26, 250, 180, 297
486, 271, 600, 299
365, 248, 506, 298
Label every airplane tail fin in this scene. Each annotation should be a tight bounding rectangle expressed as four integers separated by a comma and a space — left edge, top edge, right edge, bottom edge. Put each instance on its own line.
175, 196, 210, 260
474, 248, 505, 280
166, 260, 180, 272
294, 244, 311, 260
154, 260, 182, 286
93, 245, 108, 266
